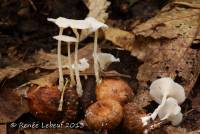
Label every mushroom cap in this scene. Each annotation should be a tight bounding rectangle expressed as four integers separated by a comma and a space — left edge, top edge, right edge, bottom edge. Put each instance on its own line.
96, 79, 134, 104
169, 113, 183, 126
71, 58, 90, 71
48, 17, 90, 29
158, 97, 183, 126
85, 17, 108, 31
53, 35, 78, 43
47, 17, 69, 28
85, 99, 123, 129
97, 53, 120, 70
150, 77, 185, 104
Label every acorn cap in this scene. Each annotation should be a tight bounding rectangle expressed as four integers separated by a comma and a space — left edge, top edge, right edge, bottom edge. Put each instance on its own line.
85, 17, 108, 32
150, 77, 185, 104
53, 35, 78, 43
158, 97, 183, 126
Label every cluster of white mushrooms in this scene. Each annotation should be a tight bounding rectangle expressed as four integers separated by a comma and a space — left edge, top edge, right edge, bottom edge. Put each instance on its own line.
143, 77, 186, 126
47, 16, 113, 97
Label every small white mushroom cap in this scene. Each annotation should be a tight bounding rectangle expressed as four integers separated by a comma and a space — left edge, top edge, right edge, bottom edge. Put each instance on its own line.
150, 77, 186, 104
158, 97, 183, 126
53, 35, 78, 43
47, 17, 69, 28
85, 17, 108, 31
72, 58, 90, 71
48, 17, 91, 29
97, 53, 120, 70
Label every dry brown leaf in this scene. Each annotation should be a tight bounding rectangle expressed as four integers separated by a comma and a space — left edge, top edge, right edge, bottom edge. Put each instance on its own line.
0, 125, 6, 134
137, 38, 200, 96
80, 0, 110, 40
133, 1, 200, 96
0, 63, 34, 82
192, 92, 200, 112
104, 28, 135, 52
131, 88, 152, 108
153, 125, 200, 134
156, 126, 188, 134
133, 2, 200, 39
0, 88, 29, 123
104, 28, 160, 60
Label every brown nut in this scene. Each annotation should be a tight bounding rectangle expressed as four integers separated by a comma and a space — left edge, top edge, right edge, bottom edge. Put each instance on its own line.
85, 99, 123, 130
96, 79, 134, 104
27, 85, 78, 122
123, 103, 148, 134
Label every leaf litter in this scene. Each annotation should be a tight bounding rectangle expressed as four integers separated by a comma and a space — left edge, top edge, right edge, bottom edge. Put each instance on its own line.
0, 0, 200, 134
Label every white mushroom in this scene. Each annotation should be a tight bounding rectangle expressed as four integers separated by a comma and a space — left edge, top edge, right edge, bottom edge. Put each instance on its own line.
97, 53, 120, 70
65, 19, 90, 97
48, 17, 70, 91
53, 35, 78, 86
149, 77, 185, 120
72, 58, 90, 71
85, 17, 108, 84
48, 17, 91, 96
158, 97, 183, 126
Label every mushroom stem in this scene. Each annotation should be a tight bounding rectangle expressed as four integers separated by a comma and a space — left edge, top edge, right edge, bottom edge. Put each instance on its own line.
72, 28, 83, 97
68, 42, 75, 86
93, 30, 100, 84
57, 28, 64, 91
58, 79, 68, 111
151, 94, 167, 120
161, 113, 170, 120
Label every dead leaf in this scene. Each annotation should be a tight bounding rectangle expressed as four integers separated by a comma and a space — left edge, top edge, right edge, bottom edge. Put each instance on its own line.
192, 92, 200, 112
133, 1, 200, 39
104, 28, 135, 52
0, 88, 29, 123
134, 1, 200, 96
0, 125, 6, 134
30, 71, 58, 87
159, 126, 188, 134
0, 62, 34, 82
131, 88, 152, 109
80, 0, 110, 40
104, 28, 159, 60
137, 38, 200, 96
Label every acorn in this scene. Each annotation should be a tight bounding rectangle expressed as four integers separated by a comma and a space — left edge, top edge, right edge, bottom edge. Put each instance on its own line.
27, 85, 79, 122
96, 79, 134, 105
85, 99, 123, 130
123, 103, 150, 134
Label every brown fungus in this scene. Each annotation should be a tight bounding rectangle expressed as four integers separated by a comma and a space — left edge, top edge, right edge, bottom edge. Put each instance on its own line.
96, 79, 134, 105
85, 99, 123, 130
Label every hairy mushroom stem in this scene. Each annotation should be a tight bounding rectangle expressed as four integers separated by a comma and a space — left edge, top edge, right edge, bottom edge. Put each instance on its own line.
72, 28, 83, 97
94, 30, 100, 84
68, 42, 75, 86
57, 28, 64, 91
151, 94, 167, 120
